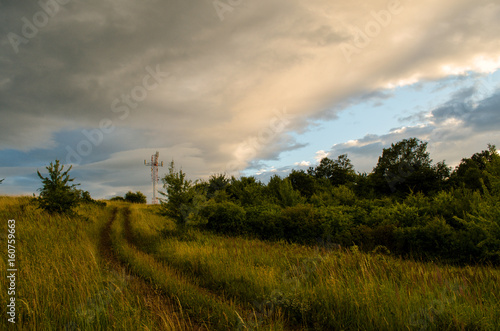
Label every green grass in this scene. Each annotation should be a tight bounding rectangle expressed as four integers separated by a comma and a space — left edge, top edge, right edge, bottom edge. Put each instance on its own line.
126, 204, 500, 330
109, 205, 256, 330
1, 196, 499, 330
0, 197, 192, 330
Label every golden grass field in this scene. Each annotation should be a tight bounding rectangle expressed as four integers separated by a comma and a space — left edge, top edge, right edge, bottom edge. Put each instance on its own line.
1, 196, 499, 330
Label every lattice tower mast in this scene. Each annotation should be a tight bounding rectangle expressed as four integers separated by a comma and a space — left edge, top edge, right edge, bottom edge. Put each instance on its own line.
144, 151, 163, 204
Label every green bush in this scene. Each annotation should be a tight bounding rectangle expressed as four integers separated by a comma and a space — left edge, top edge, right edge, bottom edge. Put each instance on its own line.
279, 204, 323, 244
245, 203, 283, 240
124, 191, 147, 204
202, 201, 247, 235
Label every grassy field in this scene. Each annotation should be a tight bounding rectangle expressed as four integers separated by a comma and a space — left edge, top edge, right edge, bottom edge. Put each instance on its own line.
1, 196, 500, 330
0, 197, 195, 330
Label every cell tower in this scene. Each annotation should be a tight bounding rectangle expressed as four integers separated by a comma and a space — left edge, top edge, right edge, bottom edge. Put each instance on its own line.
144, 151, 163, 204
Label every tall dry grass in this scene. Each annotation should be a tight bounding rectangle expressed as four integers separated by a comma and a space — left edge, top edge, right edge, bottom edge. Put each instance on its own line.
0, 197, 189, 330
127, 204, 500, 330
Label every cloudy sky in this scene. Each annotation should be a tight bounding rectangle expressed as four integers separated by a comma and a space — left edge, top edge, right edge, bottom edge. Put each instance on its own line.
1, 0, 500, 202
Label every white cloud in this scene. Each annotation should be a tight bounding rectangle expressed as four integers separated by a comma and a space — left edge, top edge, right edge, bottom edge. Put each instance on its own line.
314, 150, 330, 162
294, 161, 311, 167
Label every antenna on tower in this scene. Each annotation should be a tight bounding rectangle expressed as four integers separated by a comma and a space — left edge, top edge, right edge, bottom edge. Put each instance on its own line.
144, 151, 164, 204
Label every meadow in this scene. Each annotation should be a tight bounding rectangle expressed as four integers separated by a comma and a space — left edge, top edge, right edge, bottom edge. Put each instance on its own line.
1, 196, 499, 330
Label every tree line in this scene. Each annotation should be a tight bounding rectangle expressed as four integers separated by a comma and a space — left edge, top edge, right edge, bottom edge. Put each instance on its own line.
161, 138, 500, 265
29, 137, 499, 264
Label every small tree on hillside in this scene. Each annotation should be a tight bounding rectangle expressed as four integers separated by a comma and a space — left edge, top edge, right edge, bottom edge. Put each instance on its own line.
124, 191, 147, 204
159, 161, 203, 228
37, 160, 80, 214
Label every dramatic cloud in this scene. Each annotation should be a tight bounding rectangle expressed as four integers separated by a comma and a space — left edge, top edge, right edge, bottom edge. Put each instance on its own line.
1, 0, 500, 199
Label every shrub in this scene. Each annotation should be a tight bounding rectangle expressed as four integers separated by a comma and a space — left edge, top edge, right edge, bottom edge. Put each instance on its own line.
331, 185, 357, 205
77, 189, 107, 207
279, 204, 323, 244
245, 203, 283, 240
202, 201, 247, 235
124, 191, 147, 204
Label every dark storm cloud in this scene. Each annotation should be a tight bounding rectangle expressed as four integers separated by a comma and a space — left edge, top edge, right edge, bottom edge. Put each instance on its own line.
2, 0, 500, 199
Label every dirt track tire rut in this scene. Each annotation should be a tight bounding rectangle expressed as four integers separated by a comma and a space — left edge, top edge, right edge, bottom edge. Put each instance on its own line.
99, 207, 202, 330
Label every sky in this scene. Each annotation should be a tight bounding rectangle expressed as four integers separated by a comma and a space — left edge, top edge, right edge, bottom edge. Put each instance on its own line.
1, 0, 500, 202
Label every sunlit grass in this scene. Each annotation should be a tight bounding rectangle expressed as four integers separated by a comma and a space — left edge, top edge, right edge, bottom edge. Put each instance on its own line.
110, 205, 282, 330
1, 196, 499, 330
0, 197, 189, 330
127, 204, 500, 330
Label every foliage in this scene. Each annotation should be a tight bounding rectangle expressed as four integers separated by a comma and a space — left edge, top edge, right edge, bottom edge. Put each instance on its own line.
484, 148, 500, 195
287, 169, 317, 199
227, 176, 266, 206
201, 200, 247, 234
450, 144, 498, 191
124, 191, 147, 204
157, 140, 500, 265
266, 175, 305, 207
370, 138, 449, 195
36, 160, 80, 214
308, 154, 356, 186
206, 173, 230, 199
124, 205, 500, 330
159, 161, 205, 228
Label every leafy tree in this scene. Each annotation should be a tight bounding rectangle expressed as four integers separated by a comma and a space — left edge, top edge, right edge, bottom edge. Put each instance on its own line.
37, 160, 80, 214
353, 172, 375, 198
124, 191, 147, 204
227, 176, 266, 206
287, 169, 318, 199
309, 154, 356, 186
206, 173, 230, 200
370, 138, 449, 195
159, 161, 203, 227
266, 175, 305, 207
450, 144, 498, 191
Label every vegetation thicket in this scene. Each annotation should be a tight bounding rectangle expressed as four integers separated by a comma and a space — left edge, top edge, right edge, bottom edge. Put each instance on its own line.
160, 138, 500, 265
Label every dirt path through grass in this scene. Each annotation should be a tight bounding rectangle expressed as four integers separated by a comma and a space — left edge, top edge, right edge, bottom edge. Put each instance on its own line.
100, 207, 203, 330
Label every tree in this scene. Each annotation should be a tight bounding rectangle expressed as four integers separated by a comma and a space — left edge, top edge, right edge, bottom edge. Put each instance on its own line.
159, 161, 202, 227
206, 173, 230, 200
370, 138, 449, 195
227, 176, 266, 206
484, 147, 500, 195
309, 154, 356, 186
287, 169, 318, 199
266, 175, 304, 207
450, 144, 498, 191
37, 160, 80, 214
124, 191, 147, 204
